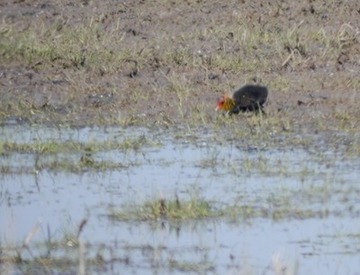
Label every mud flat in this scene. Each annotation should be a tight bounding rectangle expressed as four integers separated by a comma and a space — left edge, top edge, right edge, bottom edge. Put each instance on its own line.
1, 0, 360, 274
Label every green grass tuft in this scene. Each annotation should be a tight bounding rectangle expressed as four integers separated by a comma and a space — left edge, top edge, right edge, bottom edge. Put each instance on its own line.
110, 196, 217, 221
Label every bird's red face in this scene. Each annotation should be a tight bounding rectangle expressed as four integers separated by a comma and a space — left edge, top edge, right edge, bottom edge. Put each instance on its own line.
215, 96, 226, 111
215, 95, 234, 111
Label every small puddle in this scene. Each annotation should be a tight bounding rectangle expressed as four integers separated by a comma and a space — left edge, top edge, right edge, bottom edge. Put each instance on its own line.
1, 124, 360, 274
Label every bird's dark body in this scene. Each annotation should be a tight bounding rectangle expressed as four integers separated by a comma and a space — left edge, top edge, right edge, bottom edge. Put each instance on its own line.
231, 85, 268, 114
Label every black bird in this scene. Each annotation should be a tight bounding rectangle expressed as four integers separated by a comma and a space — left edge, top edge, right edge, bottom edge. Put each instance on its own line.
216, 85, 268, 114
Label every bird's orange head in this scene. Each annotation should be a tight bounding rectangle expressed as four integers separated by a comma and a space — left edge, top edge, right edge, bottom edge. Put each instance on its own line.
215, 95, 235, 111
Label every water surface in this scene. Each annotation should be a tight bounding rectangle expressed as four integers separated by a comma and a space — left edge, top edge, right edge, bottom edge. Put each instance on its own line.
1, 125, 360, 274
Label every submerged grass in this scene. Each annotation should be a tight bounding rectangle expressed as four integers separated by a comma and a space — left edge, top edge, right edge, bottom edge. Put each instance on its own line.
109, 194, 332, 223
39, 158, 129, 173
0, 135, 159, 155
110, 196, 216, 221
169, 259, 214, 273
0, 135, 159, 172
0, 219, 111, 275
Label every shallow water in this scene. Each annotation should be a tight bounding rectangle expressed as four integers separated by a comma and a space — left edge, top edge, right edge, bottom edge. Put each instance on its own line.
1, 124, 360, 274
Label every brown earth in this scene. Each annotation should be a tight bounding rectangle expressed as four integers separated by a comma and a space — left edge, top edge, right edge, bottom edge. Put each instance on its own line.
0, 0, 359, 138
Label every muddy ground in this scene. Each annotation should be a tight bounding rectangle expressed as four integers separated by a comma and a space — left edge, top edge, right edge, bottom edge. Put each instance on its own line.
1, 2, 360, 274
0, 0, 359, 135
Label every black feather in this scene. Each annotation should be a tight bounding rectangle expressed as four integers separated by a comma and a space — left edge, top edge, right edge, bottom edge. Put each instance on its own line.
230, 85, 268, 114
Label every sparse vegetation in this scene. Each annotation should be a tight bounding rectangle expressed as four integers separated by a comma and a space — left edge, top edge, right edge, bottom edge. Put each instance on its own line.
1, 0, 360, 274
110, 196, 215, 221
0, 136, 158, 155
0, 0, 359, 132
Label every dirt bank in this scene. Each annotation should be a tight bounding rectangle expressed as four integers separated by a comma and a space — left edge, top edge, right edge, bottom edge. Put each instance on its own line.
0, 0, 359, 138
